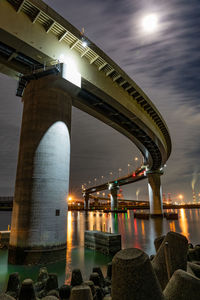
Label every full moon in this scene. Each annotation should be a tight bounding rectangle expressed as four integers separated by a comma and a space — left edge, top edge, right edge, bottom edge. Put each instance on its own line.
142, 14, 158, 33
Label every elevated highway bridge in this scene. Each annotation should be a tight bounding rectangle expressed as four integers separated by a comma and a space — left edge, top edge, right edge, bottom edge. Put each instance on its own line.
0, 0, 171, 264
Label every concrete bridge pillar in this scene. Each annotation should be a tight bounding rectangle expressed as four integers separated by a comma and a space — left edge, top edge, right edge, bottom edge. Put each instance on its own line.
147, 171, 163, 216
109, 185, 119, 211
84, 194, 90, 210
8, 76, 72, 264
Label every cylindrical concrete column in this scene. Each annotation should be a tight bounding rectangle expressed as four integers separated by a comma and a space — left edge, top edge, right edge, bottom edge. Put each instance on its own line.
8, 76, 72, 264
84, 194, 89, 210
147, 172, 163, 216
110, 186, 119, 211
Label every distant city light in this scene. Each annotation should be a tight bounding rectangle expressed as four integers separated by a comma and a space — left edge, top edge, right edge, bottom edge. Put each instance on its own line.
178, 194, 183, 200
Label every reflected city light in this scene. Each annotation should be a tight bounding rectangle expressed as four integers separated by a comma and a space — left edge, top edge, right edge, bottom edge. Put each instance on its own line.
179, 208, 189, 239
141, 220, 145, 236
134, 218, 138, 235
65, 211, 73, 284
169, 221, 175, 232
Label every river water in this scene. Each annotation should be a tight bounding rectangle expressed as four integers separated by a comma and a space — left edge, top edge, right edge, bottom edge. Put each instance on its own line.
0, 209, 200, 291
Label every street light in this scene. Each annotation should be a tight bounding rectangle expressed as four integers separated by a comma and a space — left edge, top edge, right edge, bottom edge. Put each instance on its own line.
118, 168, 122, 178
128, 163, 131, 174
178, 194, 183, 204
134, 157, 139, 169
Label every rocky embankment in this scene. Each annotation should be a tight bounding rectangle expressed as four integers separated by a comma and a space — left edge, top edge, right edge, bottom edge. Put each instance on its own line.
1, 231, 200, 300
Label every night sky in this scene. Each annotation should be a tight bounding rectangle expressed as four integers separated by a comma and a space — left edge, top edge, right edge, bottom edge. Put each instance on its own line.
0, 0, 200, 202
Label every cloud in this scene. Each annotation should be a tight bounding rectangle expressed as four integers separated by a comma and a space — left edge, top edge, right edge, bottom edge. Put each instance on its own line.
0, 0, 200, 201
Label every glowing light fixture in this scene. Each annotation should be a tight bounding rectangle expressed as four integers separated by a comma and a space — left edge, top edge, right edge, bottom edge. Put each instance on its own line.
82, 40, 87, 48
60, 54, 81, 87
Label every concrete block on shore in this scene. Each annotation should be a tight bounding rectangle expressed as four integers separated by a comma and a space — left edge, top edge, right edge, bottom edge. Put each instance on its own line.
111, 248, 164, 300
164, 269, 200, 300
84, 230, 121, 255
152, 231, 188, 290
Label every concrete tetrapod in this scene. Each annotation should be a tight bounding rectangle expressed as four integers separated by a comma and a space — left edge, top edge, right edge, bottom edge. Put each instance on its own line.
19, 279, 37, 300
70, 269, 83, 287
45, 274, 58, 293
59, 285, 71, 299
111, 248, 164, 300
70, 285, 93, 300
154, 235, 165, 252
152, 231, 188, 290
187, 262, 200, 278
0, 294, 15, 300
84, 281, 96, 297
6, 272, 20, 298
163, 269, 200, 300
41, 297, 58, 300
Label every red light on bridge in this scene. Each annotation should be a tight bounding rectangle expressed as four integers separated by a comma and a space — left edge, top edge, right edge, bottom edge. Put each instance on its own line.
132, 172, 136, 177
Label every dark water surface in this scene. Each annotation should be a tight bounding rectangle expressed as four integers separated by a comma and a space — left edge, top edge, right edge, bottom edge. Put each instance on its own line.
0, 209, 200, 291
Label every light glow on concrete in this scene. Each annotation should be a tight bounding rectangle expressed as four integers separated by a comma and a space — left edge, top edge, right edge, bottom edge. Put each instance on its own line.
60, 55, 81, 87
30, 121, 70, 246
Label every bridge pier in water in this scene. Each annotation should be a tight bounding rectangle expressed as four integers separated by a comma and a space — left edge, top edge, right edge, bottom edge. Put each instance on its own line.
109, 184, 119, 211
8, 77, 71, 264
147, 171, 163, 216
84, 194, 90, 210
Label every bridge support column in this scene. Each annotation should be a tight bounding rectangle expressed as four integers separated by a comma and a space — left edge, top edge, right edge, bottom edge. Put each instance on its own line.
84, 194, 90, 210
147, 172, 163, 216
8, 77, 72, 265
109, 185, 119, 211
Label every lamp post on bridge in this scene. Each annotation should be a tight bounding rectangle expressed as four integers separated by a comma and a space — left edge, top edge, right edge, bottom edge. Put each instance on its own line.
109, 172, 113, 181
128, 163, 131, 174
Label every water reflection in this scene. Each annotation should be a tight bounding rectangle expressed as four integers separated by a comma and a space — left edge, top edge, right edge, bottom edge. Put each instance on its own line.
169, 221, 176, 232
65, 211, 73, 283
179, 208, 189, 240
1, 209, 200, 291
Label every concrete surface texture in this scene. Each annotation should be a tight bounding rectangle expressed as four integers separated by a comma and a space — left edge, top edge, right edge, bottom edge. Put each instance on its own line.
8, 77, 72, 264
